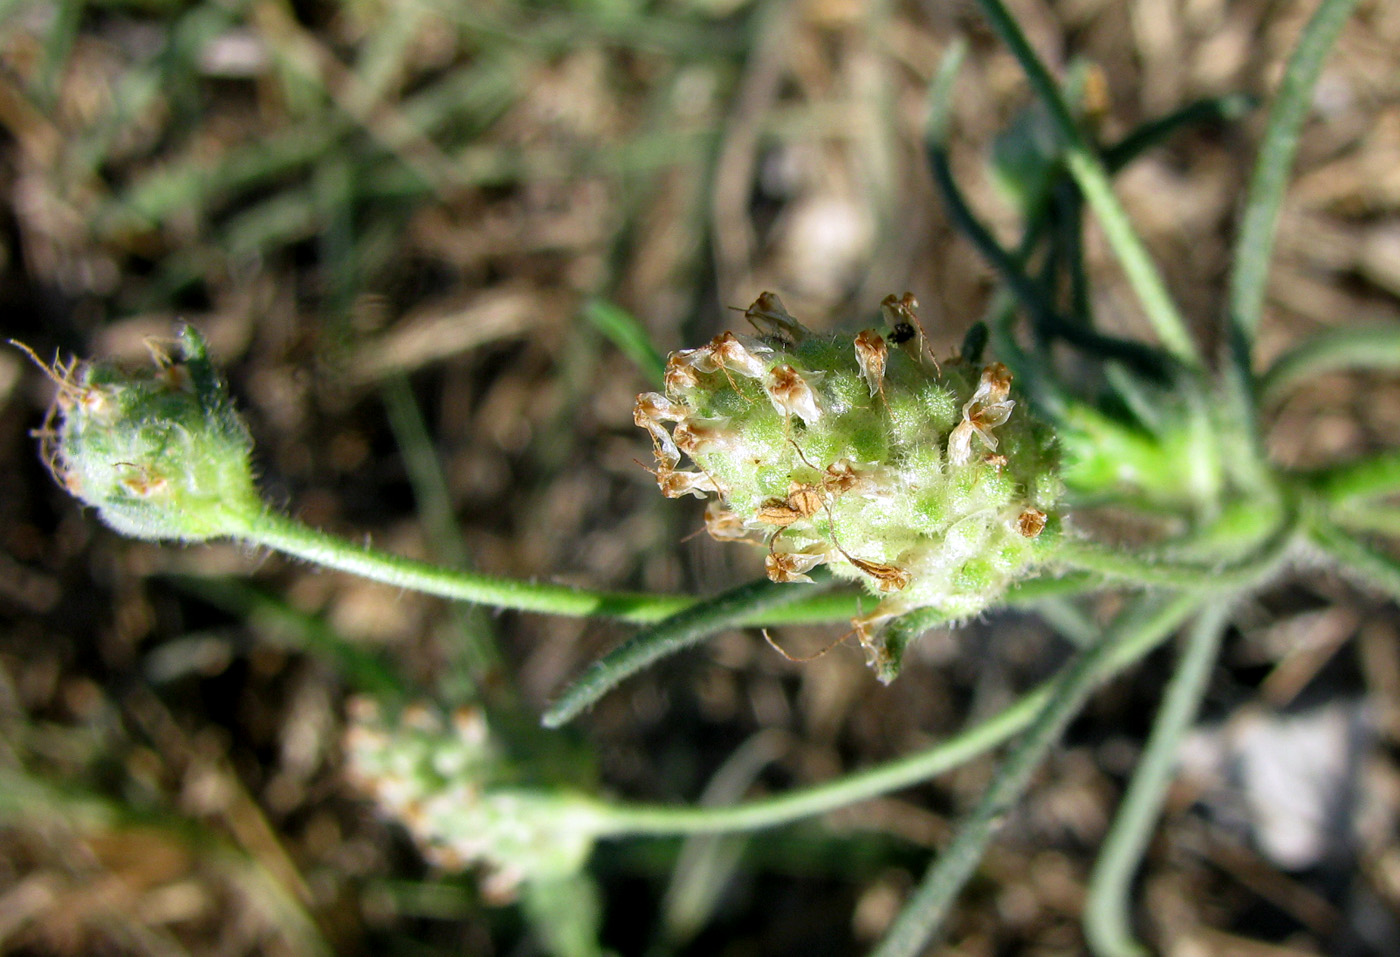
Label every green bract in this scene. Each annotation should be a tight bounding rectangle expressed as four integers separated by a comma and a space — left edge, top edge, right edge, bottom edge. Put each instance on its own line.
636, 293, 1062, 662
30, 327, 262, 542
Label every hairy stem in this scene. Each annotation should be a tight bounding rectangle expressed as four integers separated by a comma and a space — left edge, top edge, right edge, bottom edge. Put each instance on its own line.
1228, 0, 1364, 347
1301, 449, 1400, 507
583, 591, 1199, 837
1261, 322, 1400, 403
1056, 511, 1296, 590
247, 509, 699, 621
541, 574, 834, 728
870, 592, 1202, 957
1084, 601, 1230, 957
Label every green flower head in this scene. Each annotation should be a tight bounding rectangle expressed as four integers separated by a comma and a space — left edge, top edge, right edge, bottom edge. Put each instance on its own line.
18, 327, 262, 542
636, 293, 1062, 667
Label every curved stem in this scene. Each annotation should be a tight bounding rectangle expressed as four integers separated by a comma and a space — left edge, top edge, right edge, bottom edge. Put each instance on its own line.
923, 48, 1172, 382
927, 143, 1173, 381
1084, 601, 1230, 957
541, 574, 834, 728
971, 0, 1200, 368
1260, 322, 1400, 404
870, 592, 1203, 957
1102, 94, 1256, 173
546, 568, 1107, 728
1299, 448, 1400, 507
586, 591, 1199, 838
1308, 518, 1400, 603
246, 509, 699, 622
238, 509, 876, 626
1331, 504, 1400, 539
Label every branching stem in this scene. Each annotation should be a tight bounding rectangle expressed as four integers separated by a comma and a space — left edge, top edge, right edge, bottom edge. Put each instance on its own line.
971, 0, 1200, 368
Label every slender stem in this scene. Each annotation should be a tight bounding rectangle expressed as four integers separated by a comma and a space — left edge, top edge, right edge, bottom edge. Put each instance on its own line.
1308, 519, 1400, 603
870, 592, 1202, 957
1260, 322, 1400, 403
1064, 150, 1197, 362
1084, 601, 1230, 957
585, 592, 1199, 838
230, 504, 1102, 676
1102, 94, 1256, 173
1228, 0, 1363, 347
923, 50, 1172, 382
972, 0, 1200, 368
1054, 181, 1092, 327
246, 509, 699, 622
546, 567, 1109, 728
541, 574, 834, 728
239, 509, 871, 626
1299, 449, 1400, 507
1056, 513, 1295, 590
1331, 504, 1400, 539
1220, 0, 1361, 496
927, 142, 1172, 380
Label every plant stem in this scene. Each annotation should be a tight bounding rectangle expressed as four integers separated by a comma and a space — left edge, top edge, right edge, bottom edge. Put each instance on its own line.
545, 568, 1110, 727
1084, 600, 1230, 957
541, 574, 835, 728
239, 508, 872, 626
227, 504, 1102, 648
246, 509, 700, 622
585, 592, 1199, 838
1331, 504, 1400, 539
1102, 94, 1255, 173
924, 45, 1172, 383
1308, 519, 1400, 603
869, 592, 1202, 957
1228, 0, 1363, 347
1260, 322, 1400, 403
971, 0, 1200, 368
1300, 449, 1400, 506
926, 141, 1172, 380
1056, 515, 1295, 590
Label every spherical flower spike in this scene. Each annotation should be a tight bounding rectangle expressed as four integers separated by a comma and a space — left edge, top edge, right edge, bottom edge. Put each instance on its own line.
636, 293, 1062, 677
15, 327, 264, 542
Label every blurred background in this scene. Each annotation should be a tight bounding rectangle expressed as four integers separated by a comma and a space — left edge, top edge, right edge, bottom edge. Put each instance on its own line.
2, 0, 1400, 953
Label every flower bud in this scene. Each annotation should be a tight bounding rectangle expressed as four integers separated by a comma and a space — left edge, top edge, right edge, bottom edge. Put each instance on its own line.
637, 294, 1062, 675
20, 327, 263, 541
343, 699, 608, 900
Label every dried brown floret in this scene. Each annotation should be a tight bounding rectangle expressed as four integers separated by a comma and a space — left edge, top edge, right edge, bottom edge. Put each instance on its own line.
653, 466, 720, 499
703, 501, 754, 542
880, 293, 936, 371
853, 329, 887, 399
765, 364, 822, 425
764, 542, 830, 584
701, 331, 772, 380
948, 362, 1016, 466
634, 392, 686, 467
847, 556, 911, 593
1016, 507, 1047, 539
672, 417, 732, 457
743, 291, 809, 345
